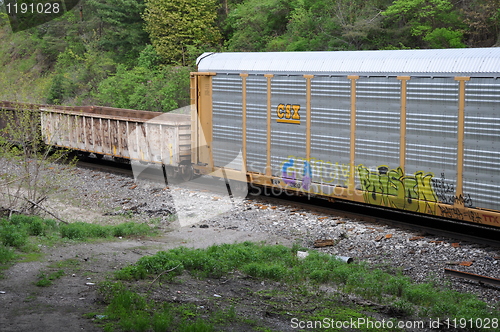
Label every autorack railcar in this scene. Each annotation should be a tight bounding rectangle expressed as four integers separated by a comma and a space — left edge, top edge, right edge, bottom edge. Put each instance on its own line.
190, 48, 500, 227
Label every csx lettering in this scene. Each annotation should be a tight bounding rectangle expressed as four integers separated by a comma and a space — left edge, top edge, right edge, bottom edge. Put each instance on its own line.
277, 103, 300, 120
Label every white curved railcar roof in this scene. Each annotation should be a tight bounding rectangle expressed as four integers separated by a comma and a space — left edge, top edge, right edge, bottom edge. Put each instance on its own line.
197, 48, 500, 77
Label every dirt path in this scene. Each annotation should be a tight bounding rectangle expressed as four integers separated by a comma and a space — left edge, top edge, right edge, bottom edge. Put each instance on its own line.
0, 227, 290, 332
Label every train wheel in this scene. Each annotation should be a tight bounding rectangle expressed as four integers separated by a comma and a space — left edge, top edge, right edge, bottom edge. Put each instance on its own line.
229, 180, 249, 197
178, 163, 193, 182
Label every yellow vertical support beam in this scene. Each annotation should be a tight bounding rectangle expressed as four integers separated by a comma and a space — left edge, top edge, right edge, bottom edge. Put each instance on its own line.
397, 76, 411, 172
304, 75, 314, 160
240, 73, 248, 173
196, 72, 216, 170
264, 74, 274, 177
455, 76, 470, 202
348, 75, 359, 194
189, 73, 199, 164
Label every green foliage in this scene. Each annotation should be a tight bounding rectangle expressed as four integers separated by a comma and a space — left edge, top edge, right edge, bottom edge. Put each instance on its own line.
225, 0, 292, 51
136, 44, 161, 70
0, 222, 29, 248
59, 221, 154, 240
35, 269, 65, 287
424, 27, 466, 48
60, 222, 109, 240
48, 47, 117, 105
0, 215, 59, 251
46, 74, 67, 105
9, 214, 57, 236
87, 0, 150, 66
112, 222, 151, 237
0, 215, 154, 250
382, 0, 466, 48
97, 282, 233, 332
177, 319, 215, 332
0, 245, 16, 264
143, 0, 221, 65
2, 0, 500, 108
110, 242, 499, 327
95, 64, 192, 112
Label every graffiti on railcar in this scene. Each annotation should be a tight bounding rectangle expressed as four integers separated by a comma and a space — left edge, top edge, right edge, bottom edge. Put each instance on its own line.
279, 156, 350, 193
276, 156, 485, 222
439, 205, 482, 223
432, 173, 474, 207
357, 165, 438, 214
281, 157, 312, 190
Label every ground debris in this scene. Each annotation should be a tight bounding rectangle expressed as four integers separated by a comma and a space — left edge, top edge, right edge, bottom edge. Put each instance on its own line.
313, 239, 336, 247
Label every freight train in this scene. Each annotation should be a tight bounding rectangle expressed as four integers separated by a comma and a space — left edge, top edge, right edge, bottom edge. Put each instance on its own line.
2, 48, 500, 227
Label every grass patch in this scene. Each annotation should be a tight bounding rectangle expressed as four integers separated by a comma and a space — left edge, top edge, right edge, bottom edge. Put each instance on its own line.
35, 269, 65, 287
0, 245, 16, 278
0, 214, 157, 277
0, 245, 16, 264
60, 221, 153, 240
18, 252, 45, 263
96, 242, 499, 332
97, 282, 243, 332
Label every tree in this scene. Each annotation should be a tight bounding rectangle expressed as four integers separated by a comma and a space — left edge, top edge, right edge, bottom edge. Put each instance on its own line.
0, 103, 74, 219
87, 0, 150, 66
461, 0, 500, 47
225, 0, 292, 51
382, 0, 466, 48
95, 47, 192, 113
281, 0, 387, 51
143, 0, 221, 65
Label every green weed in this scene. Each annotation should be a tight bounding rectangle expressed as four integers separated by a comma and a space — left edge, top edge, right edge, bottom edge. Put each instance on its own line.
105, 242, 500, 332
35, 269, 65, 287
0, 222, 29, 248
60, 221, 154, 240
0, 214, 157, 280
0, 245, 16, 264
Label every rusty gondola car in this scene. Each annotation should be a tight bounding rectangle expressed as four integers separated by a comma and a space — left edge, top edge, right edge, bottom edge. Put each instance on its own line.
190, 48, 500, 227
40, 105, 192, 176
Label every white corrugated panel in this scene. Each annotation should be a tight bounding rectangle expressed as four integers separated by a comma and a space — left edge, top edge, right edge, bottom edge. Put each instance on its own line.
197, 48, 500, 76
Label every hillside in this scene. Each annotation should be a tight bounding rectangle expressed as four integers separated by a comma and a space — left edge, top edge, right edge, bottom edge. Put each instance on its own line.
1, 0, 499, 110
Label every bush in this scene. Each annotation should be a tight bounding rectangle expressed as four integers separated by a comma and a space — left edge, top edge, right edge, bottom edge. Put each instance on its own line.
112, 222, 151, 237
10, 214, 56, 236
60, 222, 97, 240
95, 64, 192, 112
0, 245, 16, 264
60, 221, 154, 240
0, 223, 28, 248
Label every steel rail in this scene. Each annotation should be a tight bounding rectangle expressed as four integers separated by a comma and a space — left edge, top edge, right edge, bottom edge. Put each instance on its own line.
444, 268, 500, 287
252, 190, 500, 248
74, 157, 500, 248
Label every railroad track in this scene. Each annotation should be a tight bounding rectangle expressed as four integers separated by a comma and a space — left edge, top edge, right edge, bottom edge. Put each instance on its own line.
76, 156, 500, 249
254, 192, 500, 249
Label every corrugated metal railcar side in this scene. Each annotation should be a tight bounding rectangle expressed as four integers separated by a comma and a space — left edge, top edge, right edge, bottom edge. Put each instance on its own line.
192, 48, 500, 227
41, 106, 191, 167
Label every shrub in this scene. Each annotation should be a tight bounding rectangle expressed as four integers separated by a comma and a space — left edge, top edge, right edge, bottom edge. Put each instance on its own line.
9, 215, 57, 236
0, 223, 28, 248
0, 245, 16, 264
112, 222, 151, 237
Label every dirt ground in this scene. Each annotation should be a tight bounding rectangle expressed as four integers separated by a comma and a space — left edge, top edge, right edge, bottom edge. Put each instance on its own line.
0, 226, 293, 332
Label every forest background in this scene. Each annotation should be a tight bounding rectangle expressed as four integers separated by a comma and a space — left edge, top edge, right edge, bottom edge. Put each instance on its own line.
0, 0, 499, 111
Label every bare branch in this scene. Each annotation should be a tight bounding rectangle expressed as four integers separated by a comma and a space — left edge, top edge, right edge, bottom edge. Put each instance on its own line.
147, 264, 181, 291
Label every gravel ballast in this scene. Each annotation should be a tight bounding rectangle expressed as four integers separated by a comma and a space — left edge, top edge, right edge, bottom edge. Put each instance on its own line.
2, 159, 500, 307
